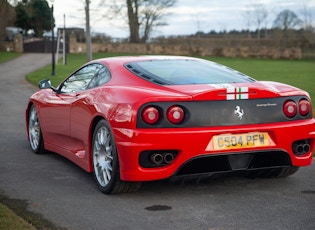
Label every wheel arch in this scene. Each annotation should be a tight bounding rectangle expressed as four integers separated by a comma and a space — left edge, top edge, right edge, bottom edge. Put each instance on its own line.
89, 115, 106, 144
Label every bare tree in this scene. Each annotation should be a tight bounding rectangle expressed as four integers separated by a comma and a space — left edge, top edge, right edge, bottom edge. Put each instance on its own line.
101, 0, 176, 43
273, 9, 302, 31
243, 2, 268, 39
252, 3, 268, 39
242, 8, 252, 38
127, 0, 140, 43
140, 0, 175, 42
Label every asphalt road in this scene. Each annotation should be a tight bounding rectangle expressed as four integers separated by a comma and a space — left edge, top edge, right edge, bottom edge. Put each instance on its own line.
0, 54, 315, 230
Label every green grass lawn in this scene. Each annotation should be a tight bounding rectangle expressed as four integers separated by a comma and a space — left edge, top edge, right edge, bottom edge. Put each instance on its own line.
0, 203, 35, 230
0, 52, 21, 63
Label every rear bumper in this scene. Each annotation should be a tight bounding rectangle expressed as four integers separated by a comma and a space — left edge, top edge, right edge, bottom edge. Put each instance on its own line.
114, 119, 315, 181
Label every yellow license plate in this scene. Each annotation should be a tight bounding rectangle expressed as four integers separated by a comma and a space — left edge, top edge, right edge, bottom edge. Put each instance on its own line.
212, 132, 269, 150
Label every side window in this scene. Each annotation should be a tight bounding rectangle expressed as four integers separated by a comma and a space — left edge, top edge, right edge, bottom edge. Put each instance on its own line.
87, 65, 111, 89
59, 64, 102, 93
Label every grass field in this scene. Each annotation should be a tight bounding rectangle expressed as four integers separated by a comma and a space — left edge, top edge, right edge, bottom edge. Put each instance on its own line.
0, 203, 35, 230
0, 52, 21, 63
26, 53, 315, 102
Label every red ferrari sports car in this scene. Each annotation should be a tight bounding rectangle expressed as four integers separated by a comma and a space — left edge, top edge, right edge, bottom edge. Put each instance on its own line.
26, 56, 315, 194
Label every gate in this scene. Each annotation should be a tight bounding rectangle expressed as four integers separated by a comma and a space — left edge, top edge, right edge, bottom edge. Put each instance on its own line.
23, 38, 56, 53
23, 37, 69, 53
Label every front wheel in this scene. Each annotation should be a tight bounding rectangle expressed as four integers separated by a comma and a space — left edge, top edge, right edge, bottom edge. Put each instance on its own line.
92, 119, 141, 194
28, 104, 45, 154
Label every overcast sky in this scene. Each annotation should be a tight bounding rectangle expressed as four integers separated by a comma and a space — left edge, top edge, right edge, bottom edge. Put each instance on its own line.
51, 0, 315, 38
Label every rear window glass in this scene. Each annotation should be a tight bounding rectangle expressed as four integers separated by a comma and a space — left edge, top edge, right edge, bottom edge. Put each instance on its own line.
124, 59, 255, 85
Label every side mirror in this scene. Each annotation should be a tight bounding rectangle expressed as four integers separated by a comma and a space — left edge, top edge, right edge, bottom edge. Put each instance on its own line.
39, 79, 51, 89
38, 79, 57, 92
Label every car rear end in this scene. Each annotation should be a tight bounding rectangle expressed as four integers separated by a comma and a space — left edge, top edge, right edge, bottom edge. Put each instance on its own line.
115, 57, 315, 181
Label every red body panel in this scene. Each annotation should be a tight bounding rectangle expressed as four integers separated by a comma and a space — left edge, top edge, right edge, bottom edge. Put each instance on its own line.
26, 56, 315, 182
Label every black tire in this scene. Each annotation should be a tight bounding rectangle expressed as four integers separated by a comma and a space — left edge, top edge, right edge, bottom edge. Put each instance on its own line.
28, 104, 45, 154
91, 119, 141, 194
247, 166, 299, 178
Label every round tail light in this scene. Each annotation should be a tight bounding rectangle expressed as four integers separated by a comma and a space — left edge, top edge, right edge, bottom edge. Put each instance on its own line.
283, 100, 297, 118
167, 106, 184, 124
298, 99, 310, 116
142, 106, 160, 124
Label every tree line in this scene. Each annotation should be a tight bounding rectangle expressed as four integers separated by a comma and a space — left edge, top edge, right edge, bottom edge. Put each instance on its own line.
6, 0, 315, 45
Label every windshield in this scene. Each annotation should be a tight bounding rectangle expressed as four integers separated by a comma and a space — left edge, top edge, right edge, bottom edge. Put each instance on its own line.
125, 59, 255, 85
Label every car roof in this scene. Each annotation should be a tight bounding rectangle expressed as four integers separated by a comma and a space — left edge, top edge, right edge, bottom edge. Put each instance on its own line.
91, 55, 197, 66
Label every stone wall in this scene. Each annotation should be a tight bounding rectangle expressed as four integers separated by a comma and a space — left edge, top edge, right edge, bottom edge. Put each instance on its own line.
69, 35, 302, 59
0, 34, 23, 52
1, 33, 303, 60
